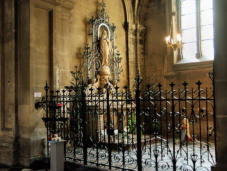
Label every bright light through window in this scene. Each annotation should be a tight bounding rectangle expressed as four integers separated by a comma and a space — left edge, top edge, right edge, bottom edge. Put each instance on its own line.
180, 0, 214, 61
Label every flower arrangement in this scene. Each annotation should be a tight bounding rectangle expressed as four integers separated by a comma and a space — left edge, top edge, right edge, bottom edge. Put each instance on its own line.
50, 133, 62, 142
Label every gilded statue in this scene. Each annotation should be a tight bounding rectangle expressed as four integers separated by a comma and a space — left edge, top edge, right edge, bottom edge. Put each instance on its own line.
100, 29, 110, 67
86, 28, 113, 93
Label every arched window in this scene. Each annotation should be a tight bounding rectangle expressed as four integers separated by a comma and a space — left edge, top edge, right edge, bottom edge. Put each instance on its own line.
179, 0, 214, 62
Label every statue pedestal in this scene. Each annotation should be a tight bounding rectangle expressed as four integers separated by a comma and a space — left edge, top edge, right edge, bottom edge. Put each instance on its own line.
49, 140, 65, 171
86, 107, 104, 142
86, 102, 136, 142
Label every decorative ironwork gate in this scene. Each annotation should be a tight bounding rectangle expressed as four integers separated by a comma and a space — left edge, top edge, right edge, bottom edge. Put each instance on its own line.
36, 72, 216, 171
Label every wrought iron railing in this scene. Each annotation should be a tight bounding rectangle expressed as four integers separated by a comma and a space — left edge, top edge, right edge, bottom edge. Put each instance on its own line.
36, 74, 216, 171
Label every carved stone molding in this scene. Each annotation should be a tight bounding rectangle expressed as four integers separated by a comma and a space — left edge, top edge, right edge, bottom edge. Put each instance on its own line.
38, 0, 60, 6
34, 0, 74, 10
56, 0, 74, 10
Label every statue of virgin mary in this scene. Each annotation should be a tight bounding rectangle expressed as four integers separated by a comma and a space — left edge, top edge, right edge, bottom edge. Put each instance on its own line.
100, 29, 110, 67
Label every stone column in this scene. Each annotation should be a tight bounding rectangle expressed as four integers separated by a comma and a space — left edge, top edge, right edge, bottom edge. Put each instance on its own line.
128, 24, 137, 90
16, 0, 33, 166
54, 3, 73, 90
136, 24, 146, 81
212, 0, 227, 170
0, 0, 16, 166
127, 23, 145, 91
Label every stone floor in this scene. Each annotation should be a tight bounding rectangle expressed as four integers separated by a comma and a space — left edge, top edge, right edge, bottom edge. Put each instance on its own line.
0, 140, 215, 171
66, 140, 216, 171
0, 161, 105, 171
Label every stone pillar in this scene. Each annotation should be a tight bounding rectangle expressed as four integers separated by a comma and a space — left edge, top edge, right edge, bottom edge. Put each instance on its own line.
128, 24, 137, 90
0, 0, 16, 166
15, 0, 73, 167
16, 0, 32, 166
212, 0, 227, 170
126, 23, 145, 91
54, 3, 73, 90
136, 24, 146, 80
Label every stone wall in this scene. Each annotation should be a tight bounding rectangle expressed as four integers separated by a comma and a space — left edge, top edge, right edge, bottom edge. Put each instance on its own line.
50, 0, 128, 89
30, 0, 130, 91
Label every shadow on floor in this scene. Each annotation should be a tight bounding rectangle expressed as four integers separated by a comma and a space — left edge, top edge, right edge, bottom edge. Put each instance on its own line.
1, 158, 106, 171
